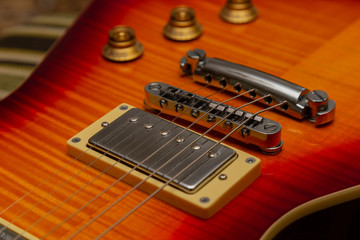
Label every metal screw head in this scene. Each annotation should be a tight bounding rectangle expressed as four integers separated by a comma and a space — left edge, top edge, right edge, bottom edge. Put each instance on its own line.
144, 122, 154, 129
264, 123, 277, 132
193, 144, 201, 150
71, 137, 81, 143
160, 129, 170, 136
200, 197, 210, 203
241, 128, 250, 137
129, 117, 139, 123
175, 104, 184, 113
207, 114, 216, 123
187, 49, 206, 60
148, 83, 161, 91
160, 99, 168, 108
246, 157, 256, 164
191, 109, 200, 118
176, 136, 185, 143
120, 105, 128, 110
223, 120, 233, 129
208, 152, 218, 158
219, 174, 227, 180
101, 122, 109, 127
306, 90, 328, 103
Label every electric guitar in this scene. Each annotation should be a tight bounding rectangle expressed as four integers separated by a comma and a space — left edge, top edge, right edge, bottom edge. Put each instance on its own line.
1, 0, 360, 239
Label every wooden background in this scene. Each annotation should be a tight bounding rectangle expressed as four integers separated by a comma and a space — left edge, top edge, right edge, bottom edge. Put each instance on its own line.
0, 0, 360, 239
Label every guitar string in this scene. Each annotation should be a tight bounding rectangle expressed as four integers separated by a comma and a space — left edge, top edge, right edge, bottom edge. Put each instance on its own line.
40, 87, 252, 239
10, 82, 229, 239
0, 80, 196, 235
33, 85, 243, 239
0, 80, 192, 218
95, 101, 286, 239
66, 93, 273, 239
14, 83, 231, 239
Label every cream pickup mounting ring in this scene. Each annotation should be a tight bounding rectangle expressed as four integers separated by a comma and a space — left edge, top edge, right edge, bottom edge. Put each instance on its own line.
67, 104, 260, 219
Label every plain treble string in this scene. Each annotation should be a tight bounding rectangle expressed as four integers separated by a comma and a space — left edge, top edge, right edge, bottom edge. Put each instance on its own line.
14, 82, 217, 239
4, 80, 195, 238
66, 94, 275, 239
39, 87, 250, 239
95, 101, 287, 239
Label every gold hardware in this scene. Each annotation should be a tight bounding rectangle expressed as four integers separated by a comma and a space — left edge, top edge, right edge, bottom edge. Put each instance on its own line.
220, 0, 258, 24
102, 25, 144, 62
163, 6, 202, 41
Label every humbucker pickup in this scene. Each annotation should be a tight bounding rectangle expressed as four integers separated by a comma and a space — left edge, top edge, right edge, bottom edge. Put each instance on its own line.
67, 104, 260, 219
144, 82, 283, 154
180, 49, 335, 126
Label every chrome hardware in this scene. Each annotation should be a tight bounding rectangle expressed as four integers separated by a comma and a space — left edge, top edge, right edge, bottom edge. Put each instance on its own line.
144, 82, 283, 154
180, 49, 336, 126
88, 108, 236, 193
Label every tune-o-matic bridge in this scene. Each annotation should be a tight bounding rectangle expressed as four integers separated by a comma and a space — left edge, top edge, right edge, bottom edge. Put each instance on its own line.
180, 49, 336, 126
144, 82, 283, 154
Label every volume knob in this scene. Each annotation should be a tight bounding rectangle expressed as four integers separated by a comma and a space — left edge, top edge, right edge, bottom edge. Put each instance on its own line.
163, 6, 202, 41
220, 0, 258, 24
102, 25, 144, 62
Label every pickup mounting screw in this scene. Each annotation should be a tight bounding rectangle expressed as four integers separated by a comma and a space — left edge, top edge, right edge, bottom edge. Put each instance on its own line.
219, 174, 227, 180
71, 137, 81, 143
246, 157, 256, 164
101, 122, 109, 127
200, 197, 210, 203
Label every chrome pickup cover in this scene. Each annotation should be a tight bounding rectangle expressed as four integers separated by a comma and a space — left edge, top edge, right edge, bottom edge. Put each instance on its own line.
67, 104, 261, 219
88, 108, 236, 193
180, 49, 335, 126
144, 82, 283, 154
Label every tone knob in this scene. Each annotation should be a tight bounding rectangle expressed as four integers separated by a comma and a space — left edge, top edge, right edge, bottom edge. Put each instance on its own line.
102, 25, 144, 62
163, 6, 202, 41
220, 0, 258, 24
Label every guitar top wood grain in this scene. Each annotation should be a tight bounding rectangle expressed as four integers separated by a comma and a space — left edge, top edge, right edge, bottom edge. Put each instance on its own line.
0, 0, 360, 239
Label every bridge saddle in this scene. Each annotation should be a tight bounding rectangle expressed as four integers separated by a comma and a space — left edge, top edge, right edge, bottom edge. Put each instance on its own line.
144, 82, 283, 154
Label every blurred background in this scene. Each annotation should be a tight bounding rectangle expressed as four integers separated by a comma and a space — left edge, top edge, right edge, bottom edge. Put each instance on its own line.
0, 0, 89, 29
0, 0, 90, 100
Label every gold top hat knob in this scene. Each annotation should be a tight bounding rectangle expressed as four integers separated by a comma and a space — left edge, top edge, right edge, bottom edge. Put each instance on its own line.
102, 25, 144, 62
163, 6, 202, 41
220, 0, 258, 24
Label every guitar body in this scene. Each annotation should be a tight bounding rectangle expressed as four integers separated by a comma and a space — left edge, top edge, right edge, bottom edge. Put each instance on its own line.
1, 0, 360, 239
